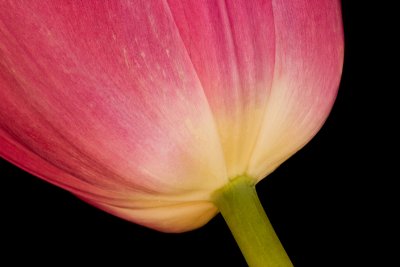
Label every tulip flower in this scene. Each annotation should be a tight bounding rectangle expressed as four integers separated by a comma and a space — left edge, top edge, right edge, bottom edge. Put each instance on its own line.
0, 1, 343, 266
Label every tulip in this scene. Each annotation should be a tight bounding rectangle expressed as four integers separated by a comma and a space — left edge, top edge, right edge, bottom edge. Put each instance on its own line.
0, 1, 343, 266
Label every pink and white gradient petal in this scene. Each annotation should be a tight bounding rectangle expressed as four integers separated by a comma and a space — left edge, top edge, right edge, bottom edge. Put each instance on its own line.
167, 0, 276, 178
248, 0, 344, 180
0, 0, 344, 232
0, 1, 225, 231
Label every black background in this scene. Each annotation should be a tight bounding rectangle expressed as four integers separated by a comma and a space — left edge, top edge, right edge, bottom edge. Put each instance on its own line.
1, 2, 387, 266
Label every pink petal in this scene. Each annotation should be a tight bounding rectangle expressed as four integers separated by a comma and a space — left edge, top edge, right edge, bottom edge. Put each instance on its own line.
248, 0, 344, 180
0, 1, 226, 232
167, 0, 276, 178
0, 0, 344, 232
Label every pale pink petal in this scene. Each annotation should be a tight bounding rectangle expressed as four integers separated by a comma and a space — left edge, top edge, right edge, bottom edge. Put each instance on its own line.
86, 198, 217, 233
248, 0, 344, 180
166, 0, 276, 178
0, 1, 226, 232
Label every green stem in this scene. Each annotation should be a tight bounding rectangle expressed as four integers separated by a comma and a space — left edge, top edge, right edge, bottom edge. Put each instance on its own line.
212, 175, 293, 267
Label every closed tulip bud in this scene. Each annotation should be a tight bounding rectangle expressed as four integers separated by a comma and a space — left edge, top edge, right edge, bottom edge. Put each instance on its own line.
0, 1, 343, 266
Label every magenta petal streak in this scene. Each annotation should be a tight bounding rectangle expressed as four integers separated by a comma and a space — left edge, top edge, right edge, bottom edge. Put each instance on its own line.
0, 1, 343, 232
